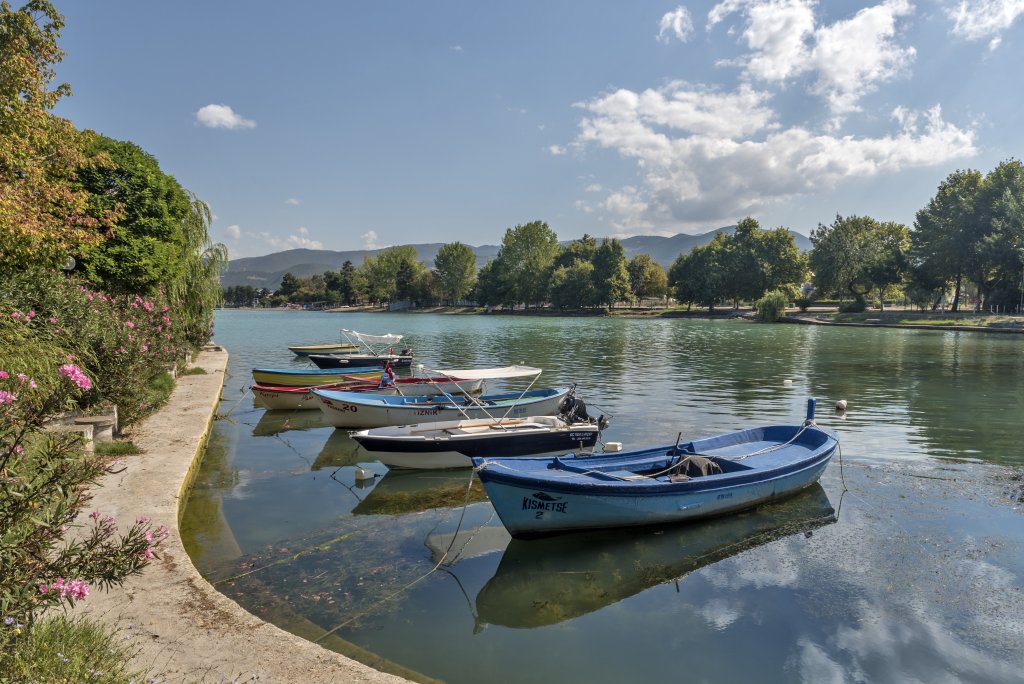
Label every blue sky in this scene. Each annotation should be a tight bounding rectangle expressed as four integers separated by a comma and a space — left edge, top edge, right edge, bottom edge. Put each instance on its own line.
51, 1, 1024, 259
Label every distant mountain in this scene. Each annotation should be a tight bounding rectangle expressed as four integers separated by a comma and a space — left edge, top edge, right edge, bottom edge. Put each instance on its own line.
220, 228, 811, 290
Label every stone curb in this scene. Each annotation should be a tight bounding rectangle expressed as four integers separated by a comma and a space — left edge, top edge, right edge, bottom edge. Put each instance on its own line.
72, 349, 412, 683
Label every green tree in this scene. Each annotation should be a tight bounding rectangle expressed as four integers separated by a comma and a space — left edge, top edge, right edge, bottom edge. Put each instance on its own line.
668, 236, 730, 311
549, 262, 596, 309
472, 260, 514, 308
277, 272, 300, 298
911, 170, 985, 312
810, 215, 909, 310
553, 234, 598, 269
0, 0, 112, 275
592, 239, 631, 308
433, 242, 477, 304
75, 134, 192, 294
170, 197, 227, 345
627, 254, 668, 305
491, 220, 559, 308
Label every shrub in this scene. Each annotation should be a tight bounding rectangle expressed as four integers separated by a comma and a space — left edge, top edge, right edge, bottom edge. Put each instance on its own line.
755, 290, 790, 322
0, 362, 167, 649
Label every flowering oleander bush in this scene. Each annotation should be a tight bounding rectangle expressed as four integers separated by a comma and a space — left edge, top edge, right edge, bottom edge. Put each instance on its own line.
2, 268, 186, 425
0, 358, 168, 657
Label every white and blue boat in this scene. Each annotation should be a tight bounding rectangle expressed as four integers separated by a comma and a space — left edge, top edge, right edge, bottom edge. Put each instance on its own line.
473, 399, 838, 538
313, 366, 571, 428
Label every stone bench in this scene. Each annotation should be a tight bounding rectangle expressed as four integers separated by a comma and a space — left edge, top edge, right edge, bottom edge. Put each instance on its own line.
73, 416, 116, 443
44, 422, 95, 452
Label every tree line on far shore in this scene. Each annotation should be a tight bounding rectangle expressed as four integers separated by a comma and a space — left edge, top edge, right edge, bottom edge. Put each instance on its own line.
226, 163, 1024, 315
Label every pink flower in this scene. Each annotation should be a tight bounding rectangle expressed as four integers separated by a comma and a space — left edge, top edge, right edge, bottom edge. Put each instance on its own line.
0, 370, 8, 379
0, 390, 17, 405
125, 321, 135, 329
67, 579, 90, 600
26, 310, 35, 319
141, 345, 149, 352
58, 364, 92, 391
136, 516, 151, 525
38, 584, 49, 594
16, 373, 27, 382
28, 380, 36, 389
48, 317, 57, 324
142, 547, 155, 560
89, 511, 100, 520
144, 531, 153, 543
87, 294, 94, 301
11, 311, 20, 319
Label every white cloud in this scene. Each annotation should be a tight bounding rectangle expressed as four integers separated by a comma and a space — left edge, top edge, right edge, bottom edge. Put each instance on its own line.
195, 104, 256, 130
657, 6, 695, 43
548, 144, 567, 155
285, 198, 301, 206
707, 0, 916, 115
947, 0, 1024, 44
225, 224, 241, 240
809, 0, 916, 114
255, 226, 323, 250
450, 45, 463, 52
573, 77, 975, 232
361, 230, 378, 249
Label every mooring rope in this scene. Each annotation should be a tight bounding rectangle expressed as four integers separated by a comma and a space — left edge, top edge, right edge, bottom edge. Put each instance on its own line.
313, 466, 480, 645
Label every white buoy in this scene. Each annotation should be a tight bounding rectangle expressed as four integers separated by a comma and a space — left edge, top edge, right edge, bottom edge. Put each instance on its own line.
354, 467, 375, 481
603, 442, 624, 452
835, 399, 848, 411
783, 379, 793, 386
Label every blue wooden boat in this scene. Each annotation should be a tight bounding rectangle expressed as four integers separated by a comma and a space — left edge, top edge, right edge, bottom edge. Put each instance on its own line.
473, 399, 837, 538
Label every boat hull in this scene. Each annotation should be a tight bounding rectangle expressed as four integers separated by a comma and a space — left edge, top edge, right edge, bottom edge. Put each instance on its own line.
253, 377, 485, 411
353, 416, 601, 469
251, 367, 382, 387
309, 353, 414, 369
288, 343, 359, 356
473, 424, 837, 538
314, 387, 570, 429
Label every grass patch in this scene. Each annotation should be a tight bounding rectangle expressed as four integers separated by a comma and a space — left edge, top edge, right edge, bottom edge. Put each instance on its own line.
0, 614, 148, 683
179, 366, 208, 376
94, 440, 142, 456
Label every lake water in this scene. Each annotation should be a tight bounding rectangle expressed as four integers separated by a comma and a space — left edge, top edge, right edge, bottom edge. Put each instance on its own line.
181, 310, 1024, 683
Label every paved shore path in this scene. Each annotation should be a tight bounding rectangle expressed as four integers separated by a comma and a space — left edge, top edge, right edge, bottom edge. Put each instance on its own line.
72, 349, 414, 683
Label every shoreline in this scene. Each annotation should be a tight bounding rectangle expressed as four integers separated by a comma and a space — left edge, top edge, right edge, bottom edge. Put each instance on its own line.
71, 348, 415, 684
220, 305, 1024, 335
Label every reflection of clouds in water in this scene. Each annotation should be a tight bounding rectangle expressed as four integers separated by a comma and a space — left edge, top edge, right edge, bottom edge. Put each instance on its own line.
701, 536, 804, 590
828, 602, 1021, 684
795, 639, 846, 684
697, 598, 742, 631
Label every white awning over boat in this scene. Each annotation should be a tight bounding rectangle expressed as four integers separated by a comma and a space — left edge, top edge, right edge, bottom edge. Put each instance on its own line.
421, 365, 542, 380
342, 329, 404, 344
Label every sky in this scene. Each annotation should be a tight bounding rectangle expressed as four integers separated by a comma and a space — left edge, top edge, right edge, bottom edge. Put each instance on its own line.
49, 0, 1024, 259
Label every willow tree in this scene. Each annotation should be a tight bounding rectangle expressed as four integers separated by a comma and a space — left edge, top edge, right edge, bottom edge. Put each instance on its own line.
170, 197, 227, 347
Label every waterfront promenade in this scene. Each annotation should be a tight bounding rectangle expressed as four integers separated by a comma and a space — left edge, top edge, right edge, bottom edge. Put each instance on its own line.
70, 348, 413, 683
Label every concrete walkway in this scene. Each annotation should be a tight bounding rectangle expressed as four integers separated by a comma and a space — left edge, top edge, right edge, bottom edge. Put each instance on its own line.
73, 349, 411, 683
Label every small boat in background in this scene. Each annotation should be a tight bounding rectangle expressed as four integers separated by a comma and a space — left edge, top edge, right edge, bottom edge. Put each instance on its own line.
309, 328, 414, 368
288, 342, 359, 356
252, 374, 486, 411
473, 399, 837, 538
309, 352, 414, 369
251, 366, 383, 387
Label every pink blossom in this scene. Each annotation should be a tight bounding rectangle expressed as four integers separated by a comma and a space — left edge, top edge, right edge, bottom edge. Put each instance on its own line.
16, 373, 26, 382
0, 390, 17, 405
142, 547, 155, 560
143, 302, 154, 312
0, 370, 8, 379
130, 302, 139, 309
28, 380, 36, 389
58, 364, 92, 391
26, 310, 35, 319
67, 579, 90, 600
48, 317, 57, 324
11, 311, 20, 319
141, 344, 149, 352
136, 516, 151, 525
38, 584, 49, 594
89, 511, 101, 520
154, 525, 169, 539
125, 321, 135, 329
13, 445, 23, 455
144, 531, 153, 543
87, 294, 94, 301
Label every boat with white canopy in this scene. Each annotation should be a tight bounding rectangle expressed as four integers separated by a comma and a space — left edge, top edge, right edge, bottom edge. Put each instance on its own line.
309, 329, 414, 368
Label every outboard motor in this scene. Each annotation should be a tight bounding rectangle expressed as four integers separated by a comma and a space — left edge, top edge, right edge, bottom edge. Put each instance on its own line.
561, 395, 592, 423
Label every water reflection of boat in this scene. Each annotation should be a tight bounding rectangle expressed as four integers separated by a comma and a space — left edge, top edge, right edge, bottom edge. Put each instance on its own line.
311, 429, 367, 470
251, 409, 332, 436
351, 469, 487, 516
474, 483, 835, 629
